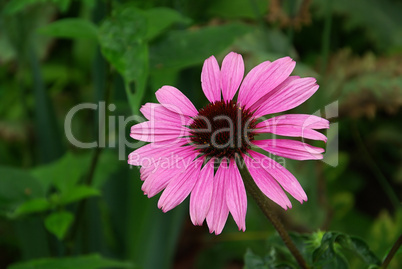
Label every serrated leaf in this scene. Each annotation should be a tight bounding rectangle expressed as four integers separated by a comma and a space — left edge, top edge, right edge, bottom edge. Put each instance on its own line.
149, 23, 252, 70
59, 185, 100, 205
8, 253, 133, 269
38, 18, 98, 39
144, 7, 191, 40
44, 210, 74, 240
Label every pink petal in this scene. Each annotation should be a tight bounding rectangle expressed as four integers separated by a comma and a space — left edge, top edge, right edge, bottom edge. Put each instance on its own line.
206, 160, 230, 235
141, 159, 184, 196
254, 114, 329, 141
225, 159, 247, 231
141, 168, 174, 197
253, 77, 319, 117
221, 52, 244, 101
201, 56, 221, 103
157, 159, 203, 212
248, 151, 307, 203
243, 154, 292, 209
137, 145, 196, 175
253, 139, 325, 160
256, 125, 327, 142
258, 114, 330, 130
237, 57, 295, 109
155, 86, 198, 117
139, 167, 149, 181
128, 141, 192, 166
190, 159, 215, 226
249, 76, 300, 112
144, 169, 197, 198
139, 148, 198, 197
130, 121, 190, 142
140, 103, 191, 125
129, 138, 187, 156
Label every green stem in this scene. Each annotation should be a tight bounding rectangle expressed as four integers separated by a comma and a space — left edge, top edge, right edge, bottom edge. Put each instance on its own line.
66, 52, 113, 253
236, 157, 309, 269
66, 145, 102, 253
382, 234, 402, 269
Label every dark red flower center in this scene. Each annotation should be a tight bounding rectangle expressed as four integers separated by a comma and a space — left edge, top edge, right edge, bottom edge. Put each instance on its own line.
189, 100, 257, 159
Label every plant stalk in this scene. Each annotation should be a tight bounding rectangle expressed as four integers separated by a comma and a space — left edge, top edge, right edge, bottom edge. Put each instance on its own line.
237, 157, 309, 269
382, 234, 402, 269
66, 50, 113, 253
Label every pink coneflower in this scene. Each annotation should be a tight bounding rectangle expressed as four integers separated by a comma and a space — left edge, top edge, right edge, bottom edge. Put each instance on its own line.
128, 52, 329, 235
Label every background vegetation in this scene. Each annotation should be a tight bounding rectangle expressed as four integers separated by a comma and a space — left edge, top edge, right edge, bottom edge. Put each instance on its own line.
0, 0, 401, 268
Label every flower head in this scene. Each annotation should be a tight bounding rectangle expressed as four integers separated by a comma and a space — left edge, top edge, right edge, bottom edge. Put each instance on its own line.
128, 52, 329, 234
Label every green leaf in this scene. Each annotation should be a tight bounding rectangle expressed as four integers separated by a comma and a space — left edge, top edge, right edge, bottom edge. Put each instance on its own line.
99, 6, 149, 112
150, 23, 252, 70
38, 18, 98, 39
312, 232, 347, 268
99, 6, 148, 84
143, 7, 191, 40
312, 232, 381, 268
8, 253, 133, 269
243, 235, 304, 269
31, 151, 121, 193
58, 185, 100, 205
244, 249, 269, 269
368, 210, 402, 261
31, 152, 90, 193
12, 198, 51, 217
44, 210, 74, 240
0, 166, 45, 216
341, 236, 381, 265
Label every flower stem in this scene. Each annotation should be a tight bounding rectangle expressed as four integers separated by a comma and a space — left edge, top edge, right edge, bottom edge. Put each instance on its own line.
237, 157, 309, 269
382, 234, 402, 269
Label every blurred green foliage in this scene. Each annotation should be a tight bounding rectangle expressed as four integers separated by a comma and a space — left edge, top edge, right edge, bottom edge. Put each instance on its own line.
244, 231, 382, 269
0, 0, 401, 268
